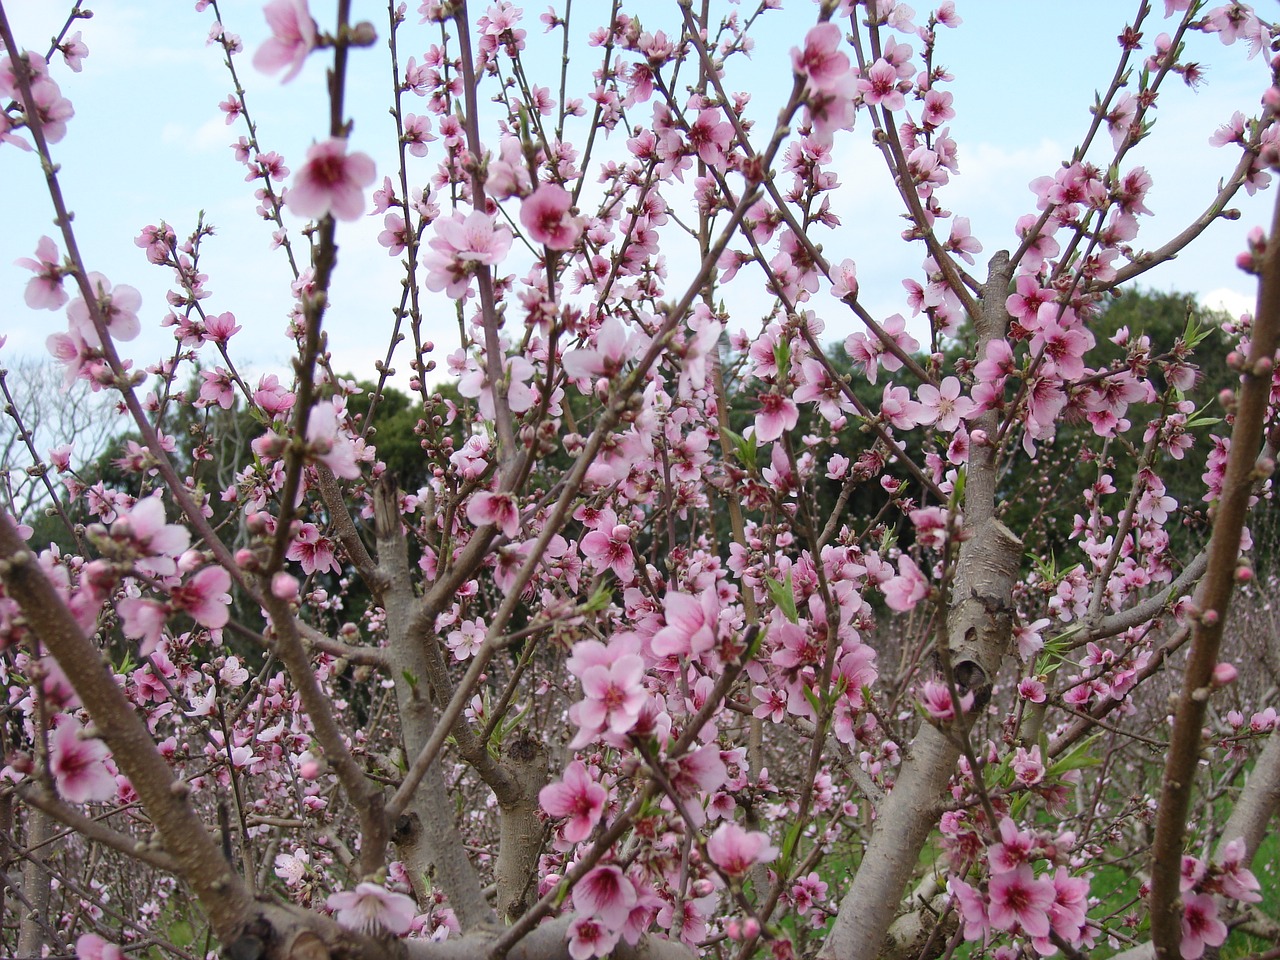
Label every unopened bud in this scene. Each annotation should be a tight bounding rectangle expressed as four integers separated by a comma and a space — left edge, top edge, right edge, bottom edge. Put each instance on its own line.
1211, 662, 1238, 687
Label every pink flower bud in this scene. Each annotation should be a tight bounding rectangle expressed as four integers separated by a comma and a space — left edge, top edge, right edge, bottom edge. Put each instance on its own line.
298, 759, 320, 780
272, 572, 300, 600
1212, 662, 1238, 687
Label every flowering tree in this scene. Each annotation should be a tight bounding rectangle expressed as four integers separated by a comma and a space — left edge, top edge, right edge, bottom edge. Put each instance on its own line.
2, 2, 1280, 960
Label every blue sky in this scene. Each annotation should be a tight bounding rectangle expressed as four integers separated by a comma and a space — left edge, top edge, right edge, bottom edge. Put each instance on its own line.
1, 1, 1274, 393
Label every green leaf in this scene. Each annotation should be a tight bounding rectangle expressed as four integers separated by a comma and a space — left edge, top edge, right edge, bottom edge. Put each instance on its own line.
765, 571, 798, 623
1047, 734, 1104, 777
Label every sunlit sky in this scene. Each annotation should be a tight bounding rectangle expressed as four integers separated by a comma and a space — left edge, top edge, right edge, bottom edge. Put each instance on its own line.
1, 1, 1274, 401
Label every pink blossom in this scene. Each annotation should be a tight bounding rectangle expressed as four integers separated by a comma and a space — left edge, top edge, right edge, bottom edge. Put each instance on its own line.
520, 183, 583, 250
883, 554, 928, 612
1215, 837, 1262, 902
67, 273, 142, 344
915, 376, 976, 432
651, 589, 720, 659
919, 679, 972, 722
467, 491, 521, 538
948, 877, 989, 942
754, 392, 799, 443
575, 651, 646, 739
1179, 892, 1227, 959
75, 935, 125, 960
422, 211, 514, 297
540, 760, 607, 842
567, 915, 621, 960
15, 235, 67, 309
59, 31, 89, 72
858, 58, 906, 111
988, 864, 1054, 938
581, 515, 636, 582
50, 717, 116, 803
1012, 745, 1045, 786
573, 865, 636, 929
286, 522, 340, 575
170, 566, 232, 630
253, 0, 317, 82
327, 882, 416, 935
706, 821, 778, 877
288, 139, 377, 221
793, 23, 850, 93
305, 400, 362, 478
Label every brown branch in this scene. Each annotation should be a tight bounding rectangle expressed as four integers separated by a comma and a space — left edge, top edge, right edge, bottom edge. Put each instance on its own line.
1149, 185, 1280, 959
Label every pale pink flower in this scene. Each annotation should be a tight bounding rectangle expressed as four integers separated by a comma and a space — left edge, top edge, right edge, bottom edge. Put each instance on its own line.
988, 864, 1054, 938
467, 491, 521, 538
1215, 837, 1262, 902
327, 882, 416, 935
883, 554, 928, 612
576, 654, 646, 738
50, 717, 116, 803
422, 211, 513, 297
948, 876, 989, 942
286, 522, 340, 575
580, 516, 636, 582
916, 376, 976, 432
117, 597, 168, 656
75, 934, 125, 960
792, 23, 850, 93
754, 391, 799, 443
520, 183, 582, 250
60, 31, 89, 72
651, 589, 720, 659
540, 760, 607, 842
857, 58, 905, 111
1179, 892, 1227, 959
1012, 745, 1045, 786
67, 273, 142, 344
15, 235, 67, 309
990, 818, 1037, 873
170, 566, 232, 630
289, 138, 377, 221
253, 0, 317, 82
305, 400, 361, 478
567, 915, 620, 960
706, 822, 778, 877
573, 865, 636, 929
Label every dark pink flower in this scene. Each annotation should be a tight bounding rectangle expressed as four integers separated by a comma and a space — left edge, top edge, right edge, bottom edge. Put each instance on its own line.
520, 183, 582, 250
253, 0, 317, 83
76, 934, 125, 960
1179, 892, 1227, 959
707, 822, 778, 876
573, 865, 636, 929
540, 760, 607, 842
50, 717, 116, 803
289, 139, 377, 222
170, 566, 232, 630
988, 864, 1054, 938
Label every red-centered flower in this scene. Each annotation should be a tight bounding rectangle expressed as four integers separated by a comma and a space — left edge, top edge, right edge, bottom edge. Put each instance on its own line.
539, 760, 607, 842
289, 138, 377, 222
520, 183, 582, 250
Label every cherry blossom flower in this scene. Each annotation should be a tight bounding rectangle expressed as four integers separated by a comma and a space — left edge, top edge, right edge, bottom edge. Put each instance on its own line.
1179, 892, 1227, 959
581, 514, 636, 582
792, 23, 850, 92
916, 377, 976, 432
754, 392, 799, 443
170, 566, 232, 630
50, 717, 116, 804
883, 554, 928, 612
570, 643, 646, 743
1215, 837, 1262, 902
75, 934, 125, 960
919, 679, 972, 723
988, 864, 1054, 938
651, 589, 720, 659
425, 210, 512, 291
520, 183, 583, 250
305, 399, 362, 478
706, 821, 778, 877
540, 760, 607, 842
327, 882, 416, 936
288, 139, 377, 222
15, 236, 67, 309
573, 865, 636, 929
67, 273, 143, 344
253, 0, 317, 82
467, 491, 521, 538
567, 915, 620, 960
